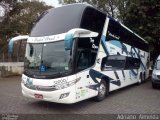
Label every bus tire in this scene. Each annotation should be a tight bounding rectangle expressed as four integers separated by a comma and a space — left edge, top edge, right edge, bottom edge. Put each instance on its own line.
94, 79, 108, 102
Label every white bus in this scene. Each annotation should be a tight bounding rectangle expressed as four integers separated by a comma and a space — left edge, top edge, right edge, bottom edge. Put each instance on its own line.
20, 4, 150, 104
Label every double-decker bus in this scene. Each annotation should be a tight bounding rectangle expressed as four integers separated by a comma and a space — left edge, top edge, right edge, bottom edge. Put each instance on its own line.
19, 4, 149, 103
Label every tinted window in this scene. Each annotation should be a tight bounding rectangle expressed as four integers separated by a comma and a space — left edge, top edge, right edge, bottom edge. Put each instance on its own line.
30, 5, 86, 37
80, 7, 106, 46
24, 41, 72, 78
81, 7, 106, 33
107, 19, 149, 52
76, 38, 98, 72
125, 57, 140, 69
77, 50, 90, 71
101, 55, 126, 71
101, 55, 140, 71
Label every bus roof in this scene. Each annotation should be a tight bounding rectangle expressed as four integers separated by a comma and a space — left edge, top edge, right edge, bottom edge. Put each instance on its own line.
31, 3, 148, 45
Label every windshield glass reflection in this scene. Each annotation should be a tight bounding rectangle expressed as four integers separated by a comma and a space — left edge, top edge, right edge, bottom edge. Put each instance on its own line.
24, 41, 72, 78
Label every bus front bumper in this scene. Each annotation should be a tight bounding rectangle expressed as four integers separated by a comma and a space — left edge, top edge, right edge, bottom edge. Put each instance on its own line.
21, 83, 76, 104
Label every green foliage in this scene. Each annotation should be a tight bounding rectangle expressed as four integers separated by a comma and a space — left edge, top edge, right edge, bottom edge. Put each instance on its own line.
0, 1, 52, 43
59, 0, 77, 4
124, 0, 160, 49
59, 0, 129, 19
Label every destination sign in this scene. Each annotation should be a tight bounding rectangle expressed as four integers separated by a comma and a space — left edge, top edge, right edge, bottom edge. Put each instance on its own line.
28, 33, 66, 43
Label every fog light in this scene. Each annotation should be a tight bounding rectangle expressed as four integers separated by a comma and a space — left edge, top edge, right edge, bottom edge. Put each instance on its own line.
59, 92, 70, 99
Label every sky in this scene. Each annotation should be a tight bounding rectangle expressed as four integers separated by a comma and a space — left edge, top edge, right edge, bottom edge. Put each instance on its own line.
40, 0, 61, 7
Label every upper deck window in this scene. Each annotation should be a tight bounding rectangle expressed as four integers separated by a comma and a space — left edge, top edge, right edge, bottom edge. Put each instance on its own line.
106, 19, 149, 52
30, 5, 85, 37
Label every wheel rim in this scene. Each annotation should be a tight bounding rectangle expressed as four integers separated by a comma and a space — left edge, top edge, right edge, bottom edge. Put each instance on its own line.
99, 83, 106, 97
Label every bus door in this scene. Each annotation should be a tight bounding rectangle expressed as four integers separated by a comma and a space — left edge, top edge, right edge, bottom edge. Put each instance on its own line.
75, 49, 90, 100
75, 36, 99, 100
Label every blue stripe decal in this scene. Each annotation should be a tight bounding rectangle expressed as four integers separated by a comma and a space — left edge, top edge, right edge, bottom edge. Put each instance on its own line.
89, 69, 121, 88
129, 69, 138, 79
111, 80, 121, 86
89, 69, 104, 84
109, 40, 122, 49
101, 35, 109, 55
131, 47, 145, 70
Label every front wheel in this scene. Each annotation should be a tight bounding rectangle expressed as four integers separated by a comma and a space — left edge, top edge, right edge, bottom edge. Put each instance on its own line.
94, 79, 108, 102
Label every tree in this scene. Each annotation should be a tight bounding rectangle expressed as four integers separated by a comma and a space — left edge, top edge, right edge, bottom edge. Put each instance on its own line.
0, 1, 52, 61
59, 0, 129, 20
124, 0, 160, 59
0, 1, 51, 41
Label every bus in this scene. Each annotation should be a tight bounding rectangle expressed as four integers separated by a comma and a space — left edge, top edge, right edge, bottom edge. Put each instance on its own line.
20, 4, 150, 104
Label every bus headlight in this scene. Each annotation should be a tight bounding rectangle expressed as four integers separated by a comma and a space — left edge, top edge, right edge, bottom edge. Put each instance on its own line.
54, 77, 81, 90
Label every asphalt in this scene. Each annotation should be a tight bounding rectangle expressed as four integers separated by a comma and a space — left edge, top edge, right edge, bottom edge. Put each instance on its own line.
0, 76, 160, 119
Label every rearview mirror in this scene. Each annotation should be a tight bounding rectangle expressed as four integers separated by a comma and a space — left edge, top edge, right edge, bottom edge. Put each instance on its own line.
64, 33, 74, 50
64, 28, 98, 50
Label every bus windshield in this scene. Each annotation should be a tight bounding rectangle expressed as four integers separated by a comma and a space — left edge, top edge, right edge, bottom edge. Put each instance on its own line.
24, 41, 72, 78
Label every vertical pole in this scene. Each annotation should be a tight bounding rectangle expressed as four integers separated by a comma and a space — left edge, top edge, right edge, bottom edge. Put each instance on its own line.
3, 52, 4, 62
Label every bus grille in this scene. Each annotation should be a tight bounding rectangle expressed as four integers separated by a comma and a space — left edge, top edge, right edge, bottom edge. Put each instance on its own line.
24, 84, 58, 91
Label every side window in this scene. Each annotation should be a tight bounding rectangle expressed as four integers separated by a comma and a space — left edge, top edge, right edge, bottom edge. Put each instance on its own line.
101, 55, 140, 71
77, 50, 90, 71
76, 37, 99, 72
107, 19, 149, 52
106, 19, 121, 42
125, 57, 140, 69
101, 55, 126, 71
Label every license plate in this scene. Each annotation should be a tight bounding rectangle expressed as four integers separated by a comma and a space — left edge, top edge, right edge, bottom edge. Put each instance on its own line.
34, 94, 43, 99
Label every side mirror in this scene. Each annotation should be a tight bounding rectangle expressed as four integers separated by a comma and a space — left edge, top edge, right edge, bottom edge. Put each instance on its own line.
8, 35, 29, 54
64, 33, 74, 50
64, 28, 98, 50
8, 40, 14, 54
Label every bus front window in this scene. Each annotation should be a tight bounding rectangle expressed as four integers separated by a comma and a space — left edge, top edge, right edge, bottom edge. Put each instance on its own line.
24, 41, 72, 78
